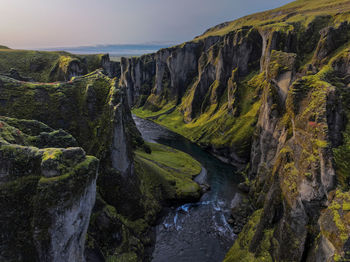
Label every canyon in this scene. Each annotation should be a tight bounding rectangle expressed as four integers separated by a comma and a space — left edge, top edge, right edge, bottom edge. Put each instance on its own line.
1, 0, 350, 261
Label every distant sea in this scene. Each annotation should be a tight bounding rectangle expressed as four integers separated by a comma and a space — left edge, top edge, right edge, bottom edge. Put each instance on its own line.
41, 44, 174, 61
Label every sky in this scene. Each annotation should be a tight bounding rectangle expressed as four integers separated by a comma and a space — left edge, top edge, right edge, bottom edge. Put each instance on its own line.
0, 0, 293, 49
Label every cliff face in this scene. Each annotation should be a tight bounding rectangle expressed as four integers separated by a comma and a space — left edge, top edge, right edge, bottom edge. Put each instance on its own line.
126, 0, 350, 260
0, 117, 99, 262
0, 68, 202, 261
125, 31, 263, 165
0, 70, 144, 260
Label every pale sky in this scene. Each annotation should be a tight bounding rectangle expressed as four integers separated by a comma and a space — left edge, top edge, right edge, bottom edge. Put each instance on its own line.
0, 0, 293, 49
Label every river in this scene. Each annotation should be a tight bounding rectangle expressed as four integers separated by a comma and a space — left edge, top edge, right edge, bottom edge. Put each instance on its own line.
133, 115, 243, 262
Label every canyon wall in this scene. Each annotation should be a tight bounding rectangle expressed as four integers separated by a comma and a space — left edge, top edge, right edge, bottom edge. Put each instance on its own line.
123, 4, 350, 261
0, 117, 99, 261
0, 68, 201, 261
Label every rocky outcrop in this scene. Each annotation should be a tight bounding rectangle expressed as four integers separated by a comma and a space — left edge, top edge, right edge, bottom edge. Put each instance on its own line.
0, 48, 119, 82
0, 117, 98, 262
100, 54, 121, 78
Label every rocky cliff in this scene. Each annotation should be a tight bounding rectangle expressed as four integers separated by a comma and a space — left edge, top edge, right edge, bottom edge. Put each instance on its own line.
126, 0, 350, 260
0, 70, 143, 260
0, 68, 202, 261
0, 116, 99, 262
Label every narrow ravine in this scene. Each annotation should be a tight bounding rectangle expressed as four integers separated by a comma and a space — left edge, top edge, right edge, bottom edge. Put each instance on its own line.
133, 115, 243, 262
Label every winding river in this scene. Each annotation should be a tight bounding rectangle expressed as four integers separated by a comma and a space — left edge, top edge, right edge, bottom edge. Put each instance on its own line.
133, 115, 243, 262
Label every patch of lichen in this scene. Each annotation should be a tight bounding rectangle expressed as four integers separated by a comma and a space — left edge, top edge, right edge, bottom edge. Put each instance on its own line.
272, 65, 334, 205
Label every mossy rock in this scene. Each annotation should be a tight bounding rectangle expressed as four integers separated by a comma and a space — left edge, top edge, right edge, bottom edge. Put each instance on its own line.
319, 190, 350, 260
0, 48, 107, 82
0, 117, 99, 261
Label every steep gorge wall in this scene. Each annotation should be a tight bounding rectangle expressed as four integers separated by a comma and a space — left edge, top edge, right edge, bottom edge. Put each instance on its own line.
0, 68, 201, 261
0, 71, 149, 261
122, 12, 350, 262
227, 22, 350, 262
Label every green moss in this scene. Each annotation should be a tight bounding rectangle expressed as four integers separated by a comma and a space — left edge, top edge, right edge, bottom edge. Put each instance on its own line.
0, 70, 116, 158
224, 209, 273, 262
0, 48, 105, 82
0, 117, 99, 261
268, 51, 296, 80
320, 190, 350, 257
41, 148, 62, 161
135, 142, 201, 201
132, 102, 176, 118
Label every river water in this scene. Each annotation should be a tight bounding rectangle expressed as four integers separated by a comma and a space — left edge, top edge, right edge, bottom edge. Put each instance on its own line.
133, 115, 243, 262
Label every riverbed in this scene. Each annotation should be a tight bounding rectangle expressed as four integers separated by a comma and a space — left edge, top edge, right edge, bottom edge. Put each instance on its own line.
133, 116, 243, 262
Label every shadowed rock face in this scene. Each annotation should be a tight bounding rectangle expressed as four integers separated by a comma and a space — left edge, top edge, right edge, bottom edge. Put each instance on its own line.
0, 117, 99, 262
0, 71, 148, 260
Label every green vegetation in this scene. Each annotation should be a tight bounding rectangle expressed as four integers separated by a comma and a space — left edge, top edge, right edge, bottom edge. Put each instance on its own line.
196, 0, 350, 40
132, 102, 176, 118
135, 142, 202, 201
0, 70, 117, 156
133, 72, 263, 160
0, 48, 106, 82
224, 209, 274, 262
0, 116, 98, 261
319, 190, 350, 256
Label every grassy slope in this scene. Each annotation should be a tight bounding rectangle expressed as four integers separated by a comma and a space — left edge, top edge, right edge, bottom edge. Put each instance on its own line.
0, 48, 104, 82
135, 142, 202, 201
197, 0, 350, 39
